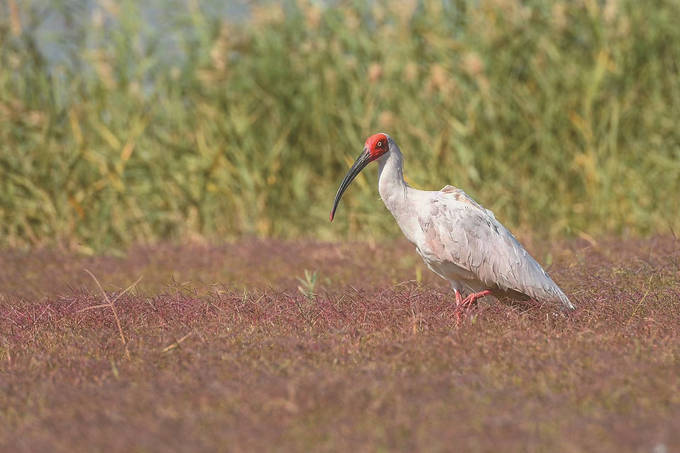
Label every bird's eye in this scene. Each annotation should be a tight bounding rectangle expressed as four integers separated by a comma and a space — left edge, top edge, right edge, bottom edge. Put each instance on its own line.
377, 141, 382, 147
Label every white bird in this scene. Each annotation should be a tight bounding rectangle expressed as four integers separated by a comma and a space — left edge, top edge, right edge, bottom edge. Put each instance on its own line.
330, 133, 574, 312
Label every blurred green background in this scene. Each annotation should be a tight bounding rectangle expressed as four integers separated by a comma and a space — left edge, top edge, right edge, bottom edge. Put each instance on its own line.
1, 0, 679, 251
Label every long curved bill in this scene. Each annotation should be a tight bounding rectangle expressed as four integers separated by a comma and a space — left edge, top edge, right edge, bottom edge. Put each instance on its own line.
330, 148, 371, 221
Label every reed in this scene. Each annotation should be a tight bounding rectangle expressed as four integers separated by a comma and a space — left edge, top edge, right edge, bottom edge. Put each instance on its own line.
1, 0, 678, 250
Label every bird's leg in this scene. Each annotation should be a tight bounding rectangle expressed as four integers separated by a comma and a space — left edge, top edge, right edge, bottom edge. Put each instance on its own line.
454, 289, 464, 322
454, 289, 464, 307
460, 290, 492, 308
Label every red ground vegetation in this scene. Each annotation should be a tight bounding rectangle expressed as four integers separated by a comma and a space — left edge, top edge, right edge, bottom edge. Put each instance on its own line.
1, 237, 679, 451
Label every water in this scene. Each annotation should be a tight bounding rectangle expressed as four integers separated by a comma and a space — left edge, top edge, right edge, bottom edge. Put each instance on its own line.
12, 0, 250, 67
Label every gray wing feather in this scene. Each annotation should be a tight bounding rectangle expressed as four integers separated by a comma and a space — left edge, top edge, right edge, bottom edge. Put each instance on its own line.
418, 187, 574, 309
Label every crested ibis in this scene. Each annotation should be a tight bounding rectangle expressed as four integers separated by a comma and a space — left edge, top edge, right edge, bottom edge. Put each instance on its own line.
330, 133, 574, 312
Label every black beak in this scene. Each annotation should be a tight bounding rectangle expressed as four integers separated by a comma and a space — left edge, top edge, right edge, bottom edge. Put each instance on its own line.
330, 147, 371, 222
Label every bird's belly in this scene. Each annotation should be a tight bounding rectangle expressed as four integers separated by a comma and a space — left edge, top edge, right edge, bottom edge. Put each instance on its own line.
416, 246, 477, 283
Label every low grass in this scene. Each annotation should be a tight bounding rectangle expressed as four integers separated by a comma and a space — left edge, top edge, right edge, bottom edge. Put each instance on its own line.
1, 236, 679, 451
1, 0, 680, 250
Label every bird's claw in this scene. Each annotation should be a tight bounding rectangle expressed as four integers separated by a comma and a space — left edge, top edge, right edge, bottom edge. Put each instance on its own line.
454, 290, 492, 323
461, 290, 492, 307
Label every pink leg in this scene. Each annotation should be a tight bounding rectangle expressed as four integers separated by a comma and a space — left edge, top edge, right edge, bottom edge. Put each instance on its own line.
454, 289, 464, 322
454, 289, 464, 307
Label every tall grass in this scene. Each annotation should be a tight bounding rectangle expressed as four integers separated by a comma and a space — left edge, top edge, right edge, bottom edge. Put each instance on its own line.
1, 0, 679, 250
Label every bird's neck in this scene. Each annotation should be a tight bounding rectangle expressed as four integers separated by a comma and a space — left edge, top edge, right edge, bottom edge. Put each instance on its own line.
377, 146, 409, 214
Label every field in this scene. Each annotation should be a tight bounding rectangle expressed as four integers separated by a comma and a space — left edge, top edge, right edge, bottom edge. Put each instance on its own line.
2, 236, 680, 452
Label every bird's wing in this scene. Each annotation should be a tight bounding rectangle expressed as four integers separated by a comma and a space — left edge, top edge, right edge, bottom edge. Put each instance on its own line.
417, 186, 574, 309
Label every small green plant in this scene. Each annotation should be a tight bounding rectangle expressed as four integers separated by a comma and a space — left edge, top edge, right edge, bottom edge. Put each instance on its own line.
297, 269, 319, 301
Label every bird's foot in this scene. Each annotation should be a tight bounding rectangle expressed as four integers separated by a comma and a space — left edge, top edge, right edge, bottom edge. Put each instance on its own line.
461, 290, 492, 307
454, 290, 492, 323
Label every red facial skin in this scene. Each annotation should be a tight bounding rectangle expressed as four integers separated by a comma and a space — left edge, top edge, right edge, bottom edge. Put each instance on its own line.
365, 133, 389, 161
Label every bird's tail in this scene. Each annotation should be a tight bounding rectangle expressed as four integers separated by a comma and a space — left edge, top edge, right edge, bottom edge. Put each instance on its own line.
554, 286, 575, 311
529, 276, 575, 311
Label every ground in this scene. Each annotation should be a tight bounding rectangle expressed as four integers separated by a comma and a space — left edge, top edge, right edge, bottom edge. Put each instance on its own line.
1, 237, 679, 452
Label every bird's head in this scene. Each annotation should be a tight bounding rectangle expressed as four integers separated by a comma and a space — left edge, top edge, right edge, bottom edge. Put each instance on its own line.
329, 133, 392, 222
